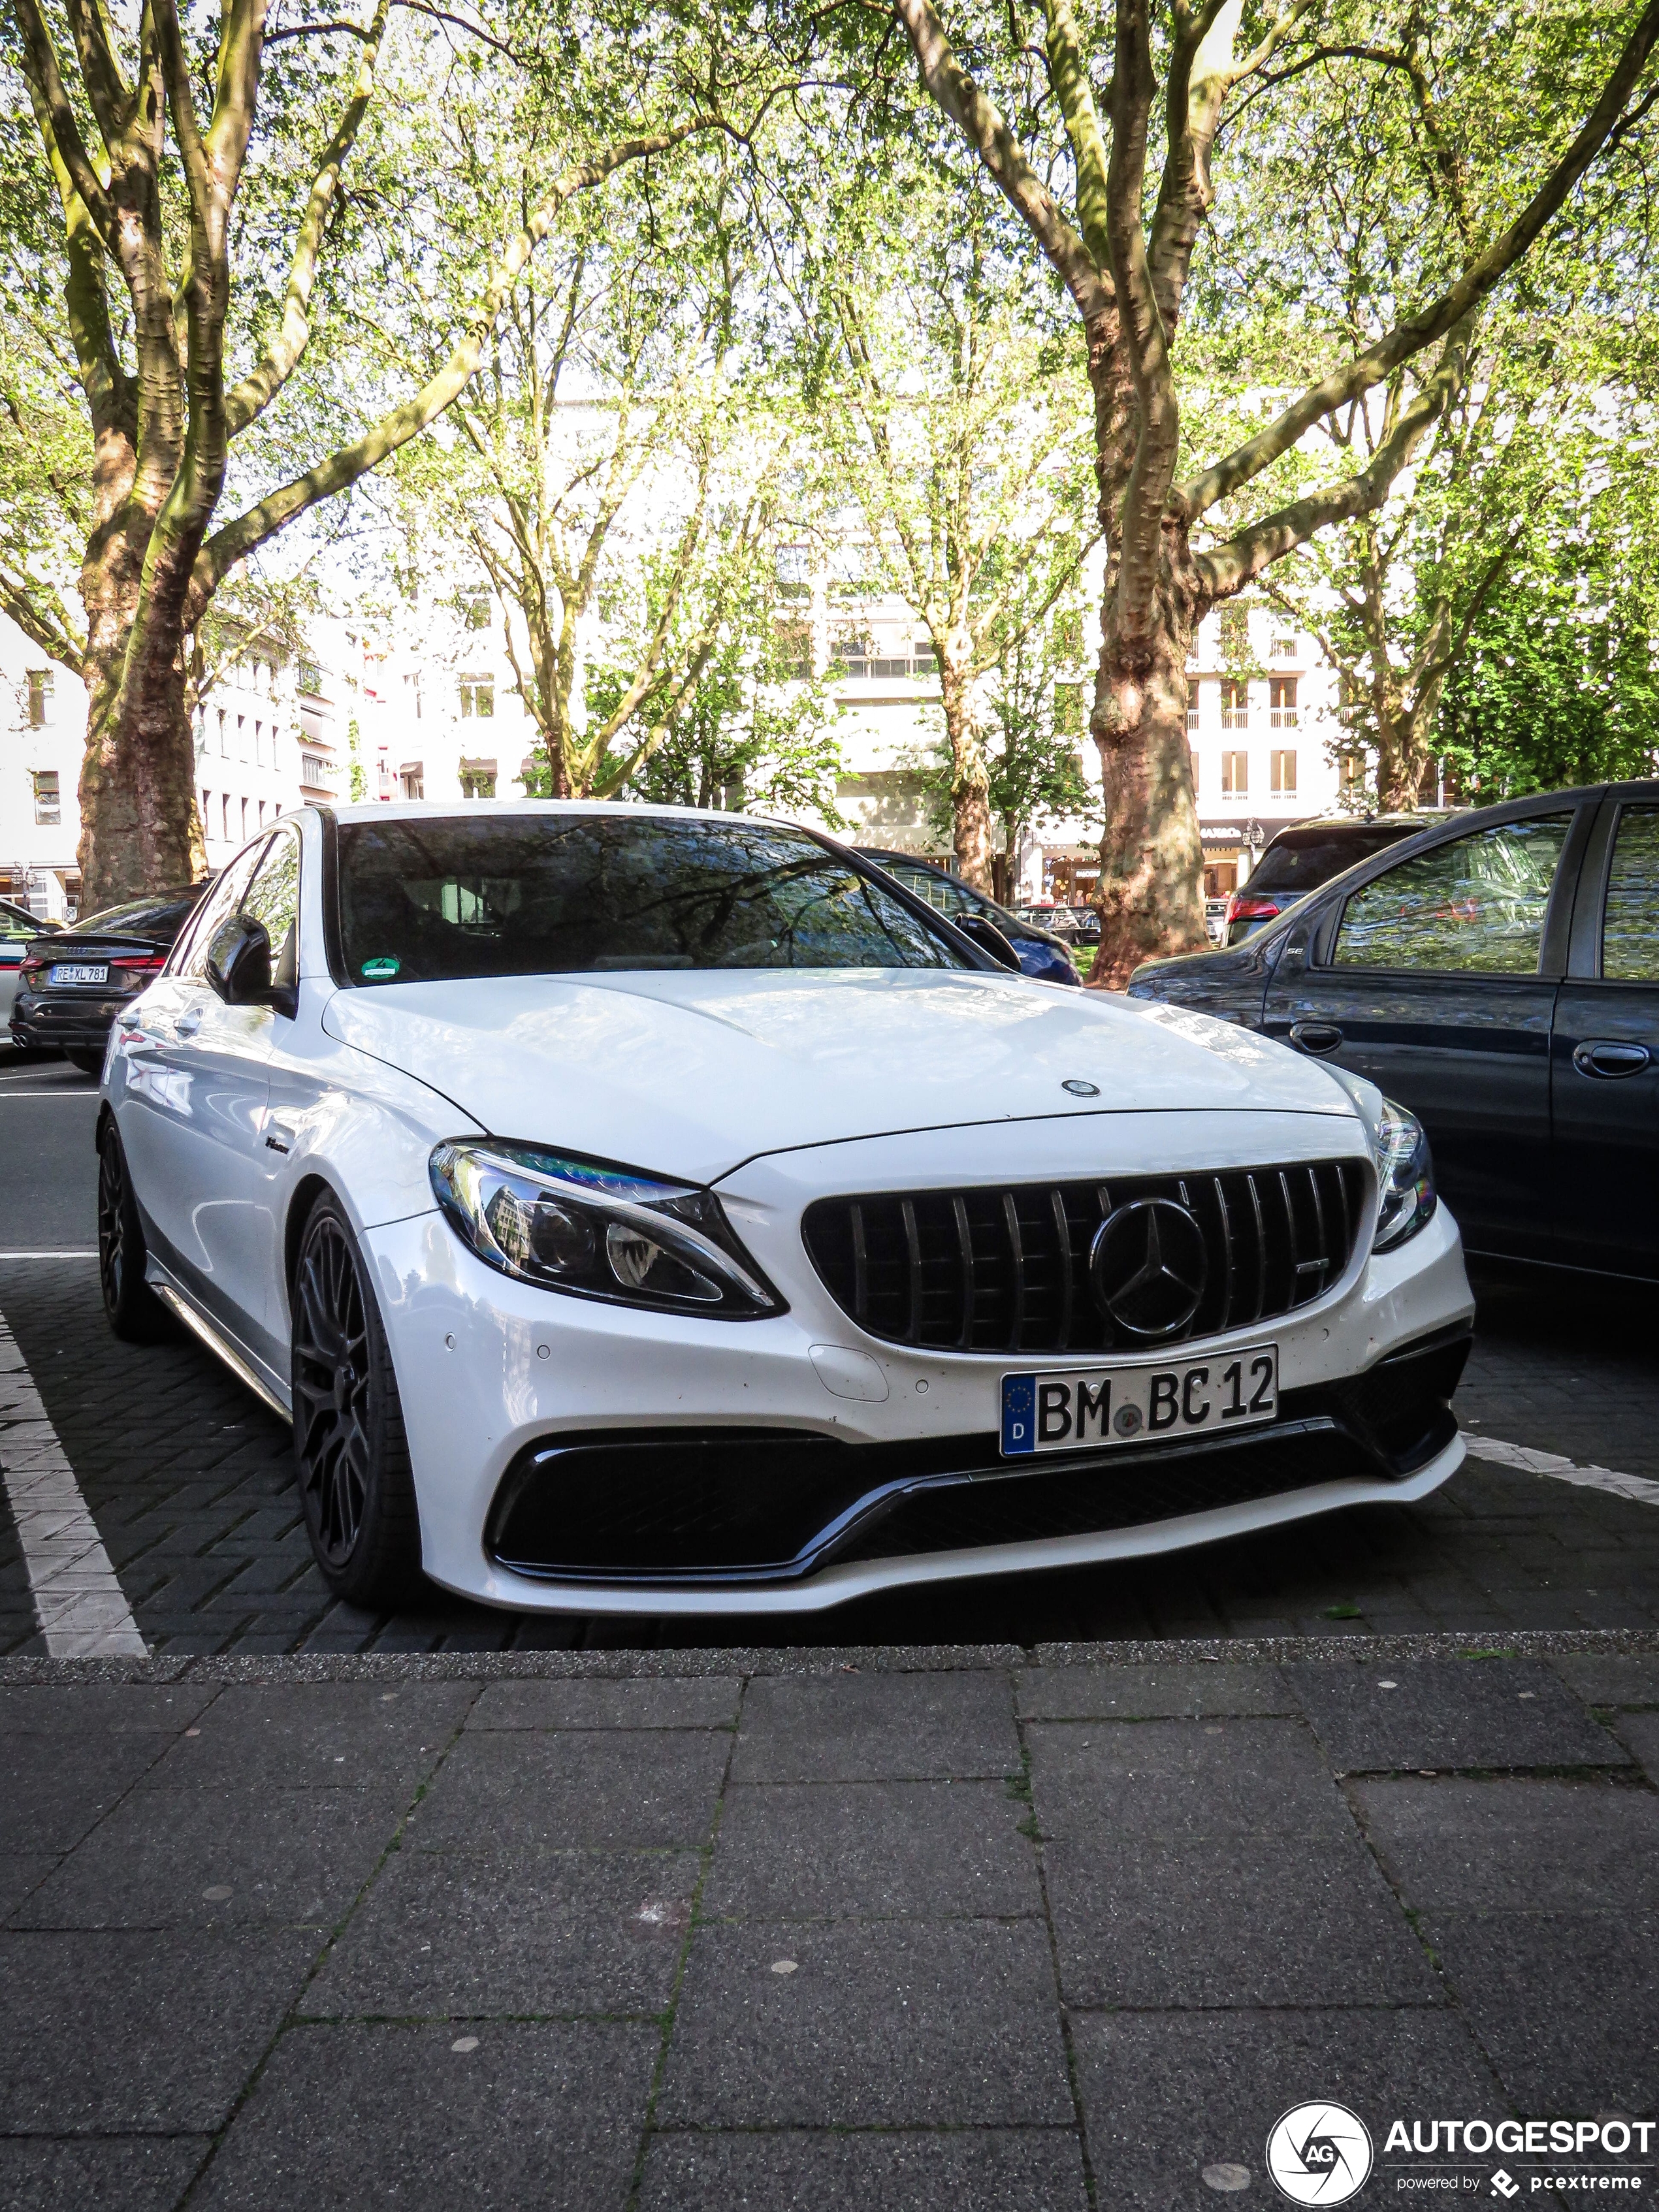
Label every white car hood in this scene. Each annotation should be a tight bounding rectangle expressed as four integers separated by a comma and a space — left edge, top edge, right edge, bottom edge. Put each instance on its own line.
320, 967, 1357, 1185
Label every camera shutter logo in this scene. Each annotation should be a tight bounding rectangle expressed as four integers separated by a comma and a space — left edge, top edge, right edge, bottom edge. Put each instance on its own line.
1265, 2102, 1374, 2205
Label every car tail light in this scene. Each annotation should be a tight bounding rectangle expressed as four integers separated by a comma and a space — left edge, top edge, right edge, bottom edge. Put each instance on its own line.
110, 952, 167, 972
20, 954, 49, 982
1225, 894, 1282, 924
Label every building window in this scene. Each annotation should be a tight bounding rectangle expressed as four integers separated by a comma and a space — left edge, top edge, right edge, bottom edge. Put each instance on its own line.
459, 676, 494, 719
1219, 606, 1249, 656
459, 762, 497, 799
217, 708, 227, 756
401, 766, 425, 799
201, 788, 211, 836
1269, 677, 1298, 728
26, 670, 54, 726
1054, 681, 1084, 737
298, 660, 322, 696
462, 590, 491, 632
1271, 634, 1297, 659
1270, 748, 1298, 796
1188, 748, 1200, 795
913, 645, 939, 676
31, 770, 61, 825
1340, 751, 1367, 792
257, 799, 266, 827
404, 670, 423, 720
1219, 679, 1249, 730
240, 797, 249, 840
1221, 750, 1249, 797
221, 793, 231, 839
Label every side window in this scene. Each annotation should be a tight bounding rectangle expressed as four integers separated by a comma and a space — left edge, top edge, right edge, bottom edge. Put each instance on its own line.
1334, 815, 1572, 975
891, 862, 973, 917
242, 825, 301, 987
1602, 806, 1659, 982
175, 841, 268, 980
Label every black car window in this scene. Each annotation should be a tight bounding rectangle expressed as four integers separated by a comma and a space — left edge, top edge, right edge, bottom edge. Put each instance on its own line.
242, 825, 301, 985
1247, 827, 1416, 896
176, 844, 266, 979
1602, 806, 1659, 982
74, 892, 200, 941
336, 816, 974, 982
1333, 815, 1572, 975
0, 902, 41, 942
883, 859, 977, 916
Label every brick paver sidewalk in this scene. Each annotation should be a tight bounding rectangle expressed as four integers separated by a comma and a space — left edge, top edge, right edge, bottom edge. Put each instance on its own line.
3, 1641, 1656, 2209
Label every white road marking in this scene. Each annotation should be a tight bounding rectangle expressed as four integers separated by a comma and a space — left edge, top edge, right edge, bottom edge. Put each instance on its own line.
0, 1093, 103, 1099
1461, 1430, 1659, 1507
0, 1302, 146, 1656
0, 1251, 99, 1260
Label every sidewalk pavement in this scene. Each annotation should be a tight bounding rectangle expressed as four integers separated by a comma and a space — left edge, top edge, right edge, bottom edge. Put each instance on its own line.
3, 1637, 1657, 2210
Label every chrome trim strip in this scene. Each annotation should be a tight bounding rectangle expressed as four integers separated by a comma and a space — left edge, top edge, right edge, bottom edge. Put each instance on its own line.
150, 1279, 293, 1424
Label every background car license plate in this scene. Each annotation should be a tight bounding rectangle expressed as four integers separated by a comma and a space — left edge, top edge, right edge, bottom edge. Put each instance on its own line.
50, 963, 108, 985
1001, 1345, 1278, 1456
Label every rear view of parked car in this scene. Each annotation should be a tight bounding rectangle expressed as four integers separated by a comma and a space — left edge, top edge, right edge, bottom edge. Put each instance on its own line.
1223, 816, 1441, 944
856, 850, 1082, 986
1, 898, 60, 1032
1129, 780, 1659, 1281
10, 885, 212, 1072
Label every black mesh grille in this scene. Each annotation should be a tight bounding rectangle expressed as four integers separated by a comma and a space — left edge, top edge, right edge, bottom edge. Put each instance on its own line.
800, 1159, 1368, 1356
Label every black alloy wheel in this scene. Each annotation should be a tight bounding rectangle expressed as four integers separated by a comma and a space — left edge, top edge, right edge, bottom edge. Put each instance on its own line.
290, 1191, 423, 1606
66, 1048, 106, 1075
97, 1119, 170, 1342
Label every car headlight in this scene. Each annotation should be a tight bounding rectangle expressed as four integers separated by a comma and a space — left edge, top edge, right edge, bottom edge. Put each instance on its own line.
1372, 1100, 1437, 1252
429, 1141, 784, 1318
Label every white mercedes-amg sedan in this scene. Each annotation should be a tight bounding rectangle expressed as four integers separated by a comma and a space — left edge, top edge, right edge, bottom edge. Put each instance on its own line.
95, 803, 1474, 1616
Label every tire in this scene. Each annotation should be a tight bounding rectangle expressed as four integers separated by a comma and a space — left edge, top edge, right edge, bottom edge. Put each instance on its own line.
66, 1048, 105, 1075
97, 1119, 173, 1343
290, 1189, 424, 1608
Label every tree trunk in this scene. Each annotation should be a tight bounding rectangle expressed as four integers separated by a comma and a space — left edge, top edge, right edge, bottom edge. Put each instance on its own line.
939, 646, 993, 891
1086, 543, 1206, 988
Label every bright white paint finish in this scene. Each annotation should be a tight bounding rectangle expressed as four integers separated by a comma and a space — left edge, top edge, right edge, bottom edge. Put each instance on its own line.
1462, 1432, 1659, 1507
105, 801, 1475, 1615
0, 1304, 146, 1655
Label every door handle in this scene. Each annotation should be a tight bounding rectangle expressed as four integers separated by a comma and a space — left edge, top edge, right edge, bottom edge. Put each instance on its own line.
1289, 1021, 1344, 1056
175, 1008, 202, 1039
1572, 1040, 1651, 1080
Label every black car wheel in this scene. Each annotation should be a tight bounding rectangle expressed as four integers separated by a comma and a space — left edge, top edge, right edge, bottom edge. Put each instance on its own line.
66, 1048, 105, 1075
97, 1119, 171, 1342
291, 1191, 424, 1607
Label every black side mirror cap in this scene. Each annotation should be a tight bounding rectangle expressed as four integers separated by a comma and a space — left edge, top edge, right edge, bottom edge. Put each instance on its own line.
204, 914, 295, 1015
953, 912, 1023, 971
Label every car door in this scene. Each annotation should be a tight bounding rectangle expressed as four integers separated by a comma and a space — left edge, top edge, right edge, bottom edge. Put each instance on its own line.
1552, 791, 1659, 1277
237, 825, 314, 1364
1263, 804, 1594, 1260
118, 837, 278, 1343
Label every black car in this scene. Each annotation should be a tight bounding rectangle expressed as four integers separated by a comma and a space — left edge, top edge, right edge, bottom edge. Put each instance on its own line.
10, 884, 212, 1073
1223, 814, 1442, 944
1128, 780, 1659, 1279
855, 850, 1082, 986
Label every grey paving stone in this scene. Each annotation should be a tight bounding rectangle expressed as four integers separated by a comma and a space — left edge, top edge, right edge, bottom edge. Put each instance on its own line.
135, 1682, 477, 1791
1027, 1716, 1351, 1842
0, 1928, 319, 2130
657, 1919, 1072, 2126
0, 1729, 172, 1854
307, 1846, 701, 2017
1615, 1710, 1659, 1784
468, 1676, 741, 1730
703, 1780, 1042, 1922
0, 1684, 214, 1734
410, 1729, 729, 1851
731, 1672, 1019, 1784
1423, 1912, 1659, 2115
0, 2135, 209, 2212
0, 1853, 55, 1920
1044, 1827, 1439, 2008
1016, 1663, 1295, 1720
191, 2021, 657, 2211
14, 1782, 406, 1930
1550, 1654, 1659, 1708
1287, 1658, 1629, 1771
638, 2128, 1089, 2211
1071, 2008, 1504, 2211
1354, 1776, 1659, 1912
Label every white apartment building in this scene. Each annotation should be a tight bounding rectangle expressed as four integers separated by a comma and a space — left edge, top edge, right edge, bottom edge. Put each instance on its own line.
0, 613, 86, 919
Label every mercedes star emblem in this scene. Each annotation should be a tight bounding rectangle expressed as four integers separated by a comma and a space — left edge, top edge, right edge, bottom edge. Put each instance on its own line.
1062, 1078, 1100, 1097
1089, 1196, 1209, 1339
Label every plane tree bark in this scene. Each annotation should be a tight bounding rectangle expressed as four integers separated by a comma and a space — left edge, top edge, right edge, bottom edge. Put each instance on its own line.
888, 0, 1659, 982
5, 0, 722, 905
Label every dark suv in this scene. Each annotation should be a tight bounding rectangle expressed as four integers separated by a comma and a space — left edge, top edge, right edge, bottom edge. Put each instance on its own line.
1223, 816, 1442, 943
10, 884, 212, 1072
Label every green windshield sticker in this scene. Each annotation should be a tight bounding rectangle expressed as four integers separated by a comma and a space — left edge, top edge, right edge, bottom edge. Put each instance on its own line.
361, 956, 400, 980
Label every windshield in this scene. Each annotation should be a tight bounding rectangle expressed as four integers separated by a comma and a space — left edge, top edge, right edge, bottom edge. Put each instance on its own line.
335, 814, 976, 984
1246, 827, 1417, 897
72, 891, 202, 940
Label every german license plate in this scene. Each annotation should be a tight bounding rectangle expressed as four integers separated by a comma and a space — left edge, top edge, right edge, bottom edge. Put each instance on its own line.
1001, 1345, 1278, 1457
50, 963, 108, 985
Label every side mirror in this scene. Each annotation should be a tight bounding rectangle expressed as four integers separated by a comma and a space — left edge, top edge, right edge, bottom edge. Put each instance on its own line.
205, 914, 274, 1005
953, 912, 1023, 972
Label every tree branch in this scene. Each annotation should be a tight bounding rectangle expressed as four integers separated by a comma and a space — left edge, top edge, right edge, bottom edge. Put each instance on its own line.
8, 0, 120, 251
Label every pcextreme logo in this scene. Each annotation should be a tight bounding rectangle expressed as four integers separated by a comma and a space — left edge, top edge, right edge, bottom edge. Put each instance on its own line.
1267, 2102, 1376, 2205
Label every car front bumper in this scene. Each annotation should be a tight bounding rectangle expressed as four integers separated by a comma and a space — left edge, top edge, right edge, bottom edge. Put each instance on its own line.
362, 1187, 1475, 1617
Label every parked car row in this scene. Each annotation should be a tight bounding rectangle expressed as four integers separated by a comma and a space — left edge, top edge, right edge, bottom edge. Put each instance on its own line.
8, 884, 213, 1072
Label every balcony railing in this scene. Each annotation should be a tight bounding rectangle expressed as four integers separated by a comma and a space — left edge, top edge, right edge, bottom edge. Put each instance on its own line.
1220, 709, 1248, 729
1270, 709, 1299, 728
